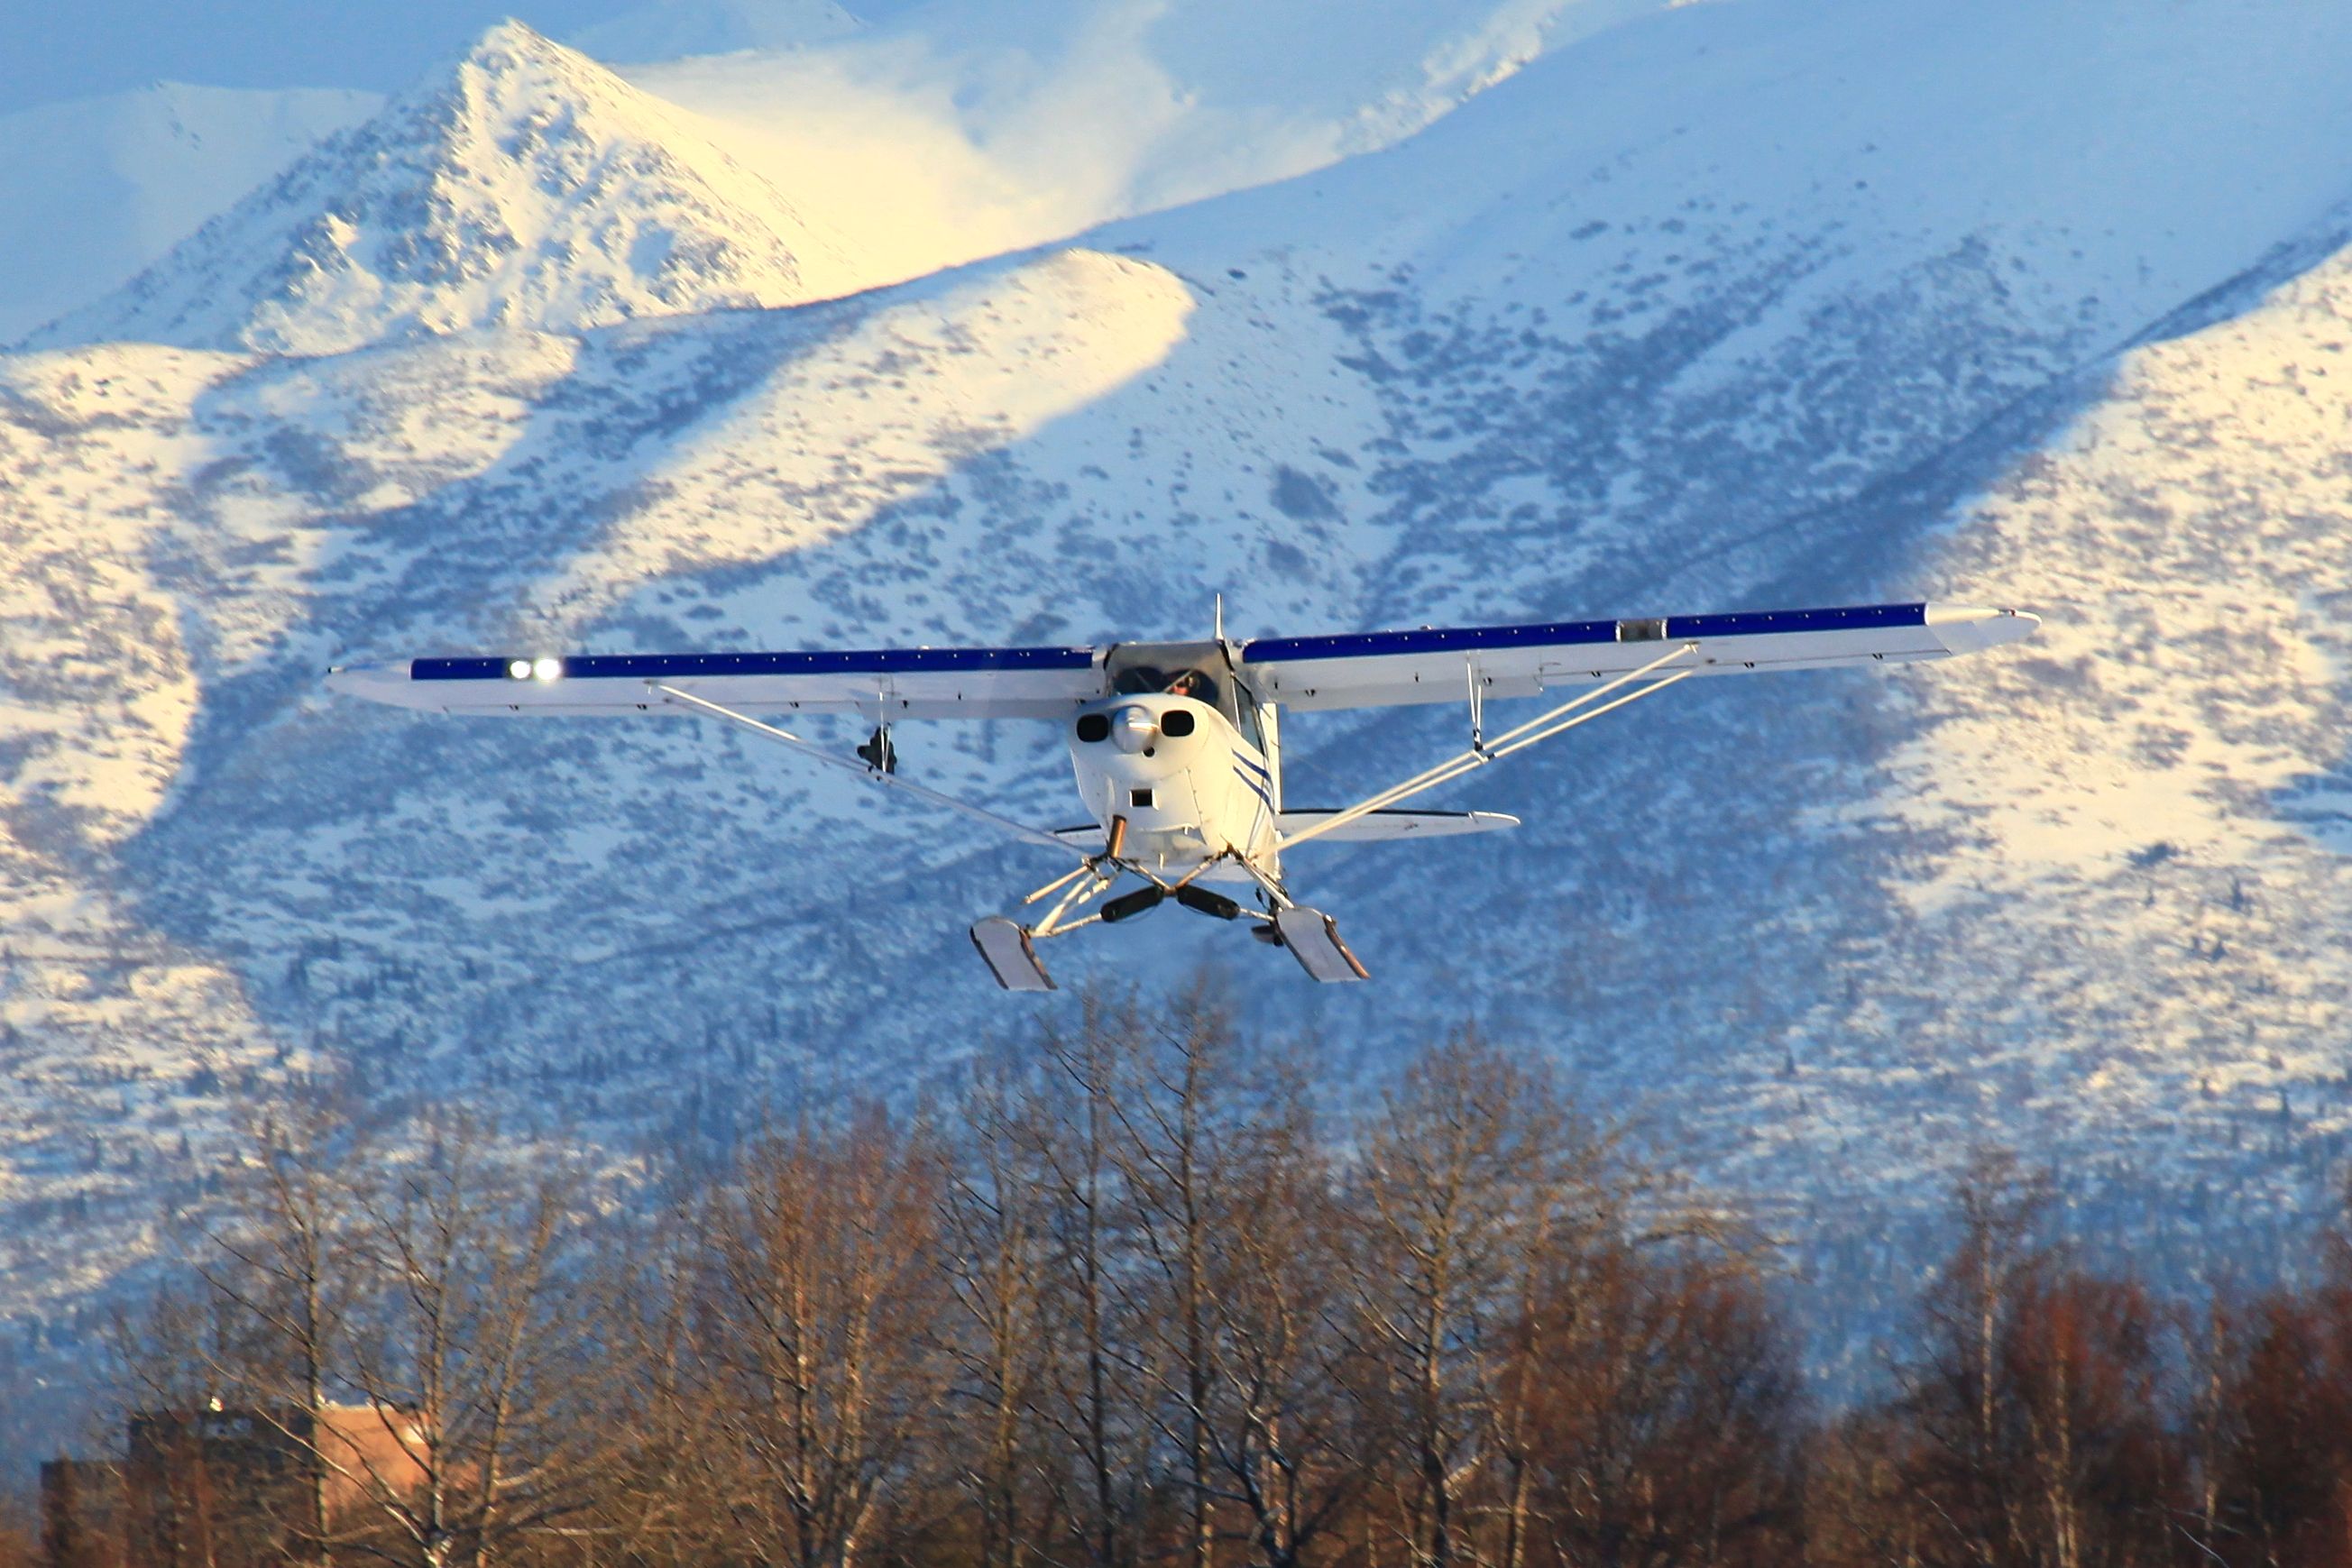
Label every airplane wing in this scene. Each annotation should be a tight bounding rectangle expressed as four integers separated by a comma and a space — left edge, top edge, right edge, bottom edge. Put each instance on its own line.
326, 602, 2036, 720
326, 645, 1108, 720
1044, 808, 1521, 853
1236, 602, 2037, 711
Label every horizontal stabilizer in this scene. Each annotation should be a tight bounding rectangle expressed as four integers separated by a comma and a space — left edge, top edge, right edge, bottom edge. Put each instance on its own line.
1276, 809, 1519, 844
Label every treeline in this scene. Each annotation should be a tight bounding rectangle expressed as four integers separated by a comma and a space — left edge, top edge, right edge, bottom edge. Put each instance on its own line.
69, 993, 2352, 1568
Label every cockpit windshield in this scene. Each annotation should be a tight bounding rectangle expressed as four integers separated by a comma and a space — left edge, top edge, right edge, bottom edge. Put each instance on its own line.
1102, 639, 1259, 744
1110, 665, 1220, 708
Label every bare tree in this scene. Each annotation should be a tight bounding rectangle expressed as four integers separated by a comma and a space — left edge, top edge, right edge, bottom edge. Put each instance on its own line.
1513, 1238, 1805, 1568
596, 1199, 735, 1568
106, 1106, 602, 1568
1893, 1149, 2062, 1566
1024, 996, 1156, 1568
188, 1104, 363, 1568
1337, 1033, 1585, 1568
1879, 1151, 2182, 1568
938, 1062, 1056, 1568
36, 1455, 120, 1568
2203, 1227, 2352, 1568
334, 1114, 602, 1568
1100, 985, 1234, 1568
1194, 1072, 1367, 1568
2177, 1291, 2238, 1555
89, 995, 1945, 1568
102, 1102, 364, 1568
682, 1107, 956, 1568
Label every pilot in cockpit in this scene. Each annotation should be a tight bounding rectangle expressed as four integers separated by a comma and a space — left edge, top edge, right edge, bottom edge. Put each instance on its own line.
1163, 669, 1216, 705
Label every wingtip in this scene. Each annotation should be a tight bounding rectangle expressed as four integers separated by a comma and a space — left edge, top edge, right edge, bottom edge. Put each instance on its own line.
1925, 602, 2041, 655
324, 659, 414, 701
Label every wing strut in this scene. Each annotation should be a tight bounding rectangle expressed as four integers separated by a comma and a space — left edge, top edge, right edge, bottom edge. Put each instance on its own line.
648, 682, 1088, 860
1278, 642, 1703, 854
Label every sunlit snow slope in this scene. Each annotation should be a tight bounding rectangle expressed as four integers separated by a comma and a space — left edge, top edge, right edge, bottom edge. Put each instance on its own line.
618, 0, 1669, 287
10, 0, 2352, 1422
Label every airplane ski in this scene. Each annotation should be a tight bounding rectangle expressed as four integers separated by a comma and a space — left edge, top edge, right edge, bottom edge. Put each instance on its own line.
1272, 906, 1370, 983
971, 916, 1056, 992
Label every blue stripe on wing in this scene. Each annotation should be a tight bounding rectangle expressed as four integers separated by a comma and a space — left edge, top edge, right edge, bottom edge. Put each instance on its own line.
1242, 619, 1615, 665
1240, 603, 1926, 664
1663, 602, 1926, 639
412, 646, 1099, 682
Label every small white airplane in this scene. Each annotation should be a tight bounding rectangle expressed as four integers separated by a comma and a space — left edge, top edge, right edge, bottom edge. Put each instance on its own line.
327, 600, 2036, 990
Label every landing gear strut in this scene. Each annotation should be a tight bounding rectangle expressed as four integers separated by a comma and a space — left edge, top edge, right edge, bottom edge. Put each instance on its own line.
969, 846, 1367, 990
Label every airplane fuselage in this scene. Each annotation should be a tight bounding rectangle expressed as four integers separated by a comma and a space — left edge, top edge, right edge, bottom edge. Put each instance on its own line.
1066, 692, 1277, 884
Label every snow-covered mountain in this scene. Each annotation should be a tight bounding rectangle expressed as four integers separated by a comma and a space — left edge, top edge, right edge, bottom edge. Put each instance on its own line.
11, 0, 2352, 1437
25, 22, 866, 355
0, 0, 1644, 341
621, 0, 1671, 287
0, 82, 378, 341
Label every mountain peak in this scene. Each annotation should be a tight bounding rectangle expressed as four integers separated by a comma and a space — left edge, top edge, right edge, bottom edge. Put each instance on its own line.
469, 15, 566, 60
438, 16, 622, 97
24, 16, 865, 356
